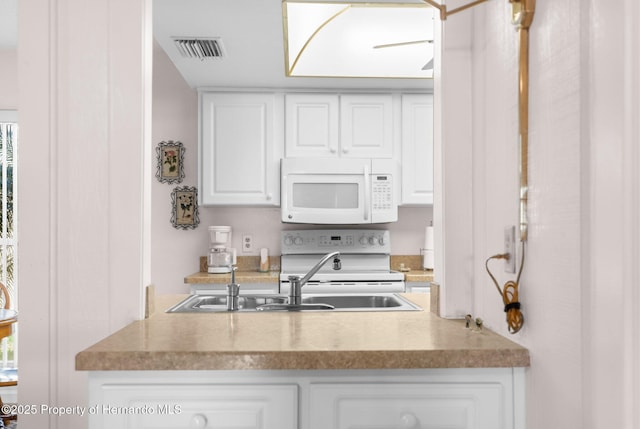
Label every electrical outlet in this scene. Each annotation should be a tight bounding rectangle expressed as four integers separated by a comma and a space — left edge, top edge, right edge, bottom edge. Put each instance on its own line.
242, 234, 254, 253
504, 226, 516, 273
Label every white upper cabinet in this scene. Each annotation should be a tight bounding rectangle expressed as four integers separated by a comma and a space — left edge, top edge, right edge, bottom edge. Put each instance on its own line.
340, 94, 394, 158
198, 91, 432, 207
285, 93, 393, 158
285, 94, 339, 157
401, 94, 434, 205
199, 92, 283, 206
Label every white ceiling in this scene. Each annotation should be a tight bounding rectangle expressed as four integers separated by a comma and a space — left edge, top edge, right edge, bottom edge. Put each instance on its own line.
154, 0, 434, 90
1, 0, 434, 91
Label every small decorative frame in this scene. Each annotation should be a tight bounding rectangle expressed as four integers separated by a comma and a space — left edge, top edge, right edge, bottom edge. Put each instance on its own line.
171, 186, 199, 230
156, 140, 185, 184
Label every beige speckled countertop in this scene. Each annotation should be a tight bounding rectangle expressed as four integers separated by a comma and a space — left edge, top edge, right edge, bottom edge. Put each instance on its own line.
76, 294, 529, 371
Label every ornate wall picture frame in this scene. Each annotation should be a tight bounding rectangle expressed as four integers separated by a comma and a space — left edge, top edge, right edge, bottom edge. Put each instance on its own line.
171, 186, 199, 230
156, 140, 185, 184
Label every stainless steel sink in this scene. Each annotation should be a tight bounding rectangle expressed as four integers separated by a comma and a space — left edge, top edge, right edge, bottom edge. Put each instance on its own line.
166, 295, 288, 313
167, 293, 421, 313
301, 294, 421, 311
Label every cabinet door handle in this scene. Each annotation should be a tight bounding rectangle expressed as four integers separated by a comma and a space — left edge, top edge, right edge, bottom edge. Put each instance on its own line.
266, 193, 273, 200
400, 413, 419, 428
190, 413, 208, 428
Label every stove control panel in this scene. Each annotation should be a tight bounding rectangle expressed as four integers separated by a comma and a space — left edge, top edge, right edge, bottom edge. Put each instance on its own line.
282, 229, 391, 254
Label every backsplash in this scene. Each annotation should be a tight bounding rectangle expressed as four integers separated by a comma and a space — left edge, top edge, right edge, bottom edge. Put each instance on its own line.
390, 255, 427, 271
198, 255, 281, 273
198, 255, 429, 274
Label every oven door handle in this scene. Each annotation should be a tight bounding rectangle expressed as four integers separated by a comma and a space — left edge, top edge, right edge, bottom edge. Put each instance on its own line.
363, 163, 370, 221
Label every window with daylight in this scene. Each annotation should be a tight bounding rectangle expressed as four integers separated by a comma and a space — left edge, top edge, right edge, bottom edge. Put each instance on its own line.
0, 111, 18, 370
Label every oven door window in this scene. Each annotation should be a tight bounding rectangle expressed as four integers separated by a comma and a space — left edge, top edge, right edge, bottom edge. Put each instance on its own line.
292, 183, 359, 209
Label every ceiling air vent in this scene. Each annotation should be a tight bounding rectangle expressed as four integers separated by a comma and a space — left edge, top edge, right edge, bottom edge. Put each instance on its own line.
173, 38, 225, 60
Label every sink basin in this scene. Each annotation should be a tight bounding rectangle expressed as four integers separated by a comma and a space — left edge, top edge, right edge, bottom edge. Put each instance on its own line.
167, 293, 421, 313
166, 295, 288, 313
301, 294, 420, 311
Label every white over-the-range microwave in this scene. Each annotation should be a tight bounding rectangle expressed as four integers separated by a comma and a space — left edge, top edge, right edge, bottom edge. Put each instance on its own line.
280, 158, 398, 224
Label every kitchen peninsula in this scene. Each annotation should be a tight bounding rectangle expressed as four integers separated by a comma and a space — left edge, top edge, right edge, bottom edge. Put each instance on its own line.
77, 294, 529, 428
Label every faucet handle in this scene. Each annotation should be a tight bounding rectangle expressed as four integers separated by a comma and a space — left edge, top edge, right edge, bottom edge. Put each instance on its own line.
227, 266, 240, 292
227, 265, 239, 293
230, 265, 237, 284
226, 266, 240, 311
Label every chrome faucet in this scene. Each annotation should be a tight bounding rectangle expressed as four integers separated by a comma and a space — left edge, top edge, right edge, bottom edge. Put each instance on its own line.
288, 251, 340, 306
226, 266, 240, 311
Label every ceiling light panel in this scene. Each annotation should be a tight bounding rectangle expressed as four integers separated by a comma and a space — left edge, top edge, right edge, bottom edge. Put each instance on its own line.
283, 1, 435, 79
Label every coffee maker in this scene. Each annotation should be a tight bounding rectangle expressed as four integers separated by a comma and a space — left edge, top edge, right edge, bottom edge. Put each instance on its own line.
207, 226, 235, 273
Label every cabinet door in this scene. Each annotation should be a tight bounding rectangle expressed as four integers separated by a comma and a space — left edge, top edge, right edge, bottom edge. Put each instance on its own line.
285, 94, 339, 157
401, 94, 434, 205
200, 93, 282, 206
340, 94, 393, 158
309, 382, 504, 429
96, 383, 298, 429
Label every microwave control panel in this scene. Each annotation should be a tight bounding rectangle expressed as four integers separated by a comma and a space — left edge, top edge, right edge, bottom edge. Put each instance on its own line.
282, 229, 391, 254
372, 175, 393, 211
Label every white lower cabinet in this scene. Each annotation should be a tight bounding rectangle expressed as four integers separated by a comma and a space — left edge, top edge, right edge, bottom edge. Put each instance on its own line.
91, 380, 297, 429
309, 383, 502, 429
88, 369, 524, 429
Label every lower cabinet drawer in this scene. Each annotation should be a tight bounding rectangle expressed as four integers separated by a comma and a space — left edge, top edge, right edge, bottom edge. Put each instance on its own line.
96, 384, 298, 429
308, 382, 505, 429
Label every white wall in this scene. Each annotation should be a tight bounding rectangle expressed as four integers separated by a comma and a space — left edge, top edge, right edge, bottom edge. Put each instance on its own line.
469, 1, 584, 427
459, 0, 640, 427
18, 1, 151, 428
580, 1, 640, 426
433, 4, 475, 318
0, 49, 18, 109
151, 43, 433, 293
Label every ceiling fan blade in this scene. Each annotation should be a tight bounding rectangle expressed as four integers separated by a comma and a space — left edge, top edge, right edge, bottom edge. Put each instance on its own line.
373, 39, 433, 49
422, 58, 434, 70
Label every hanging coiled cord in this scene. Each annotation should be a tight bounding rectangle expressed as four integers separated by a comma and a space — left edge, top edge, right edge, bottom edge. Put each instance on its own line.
485, 241, 525, 334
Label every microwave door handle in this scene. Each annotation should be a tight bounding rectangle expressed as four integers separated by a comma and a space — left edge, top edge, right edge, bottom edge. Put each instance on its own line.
364, 164, 370, 221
